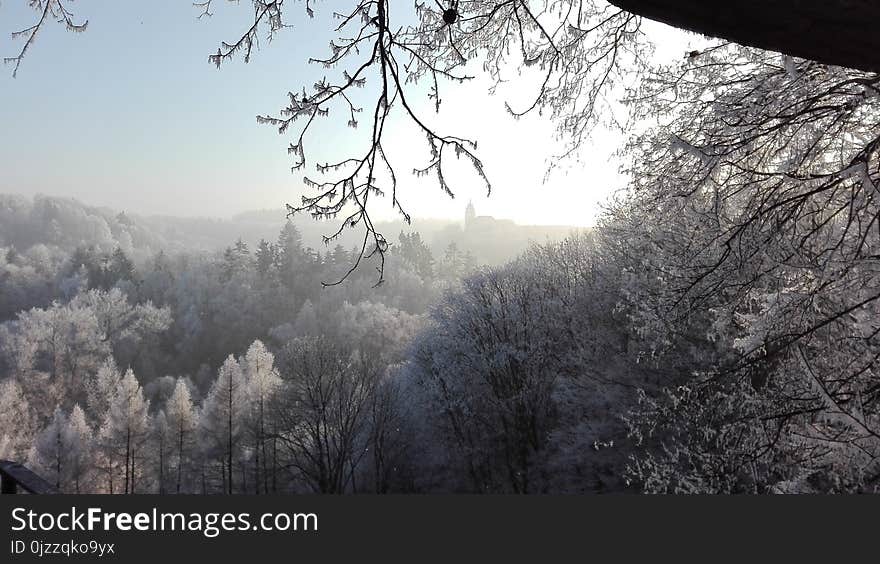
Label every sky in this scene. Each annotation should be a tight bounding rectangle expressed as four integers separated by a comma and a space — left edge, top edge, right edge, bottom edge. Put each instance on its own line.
0, 1, 694, 226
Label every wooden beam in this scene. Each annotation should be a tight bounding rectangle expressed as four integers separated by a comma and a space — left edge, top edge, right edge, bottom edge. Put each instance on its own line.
0, 460, 59, 494
608, 0, 880, 73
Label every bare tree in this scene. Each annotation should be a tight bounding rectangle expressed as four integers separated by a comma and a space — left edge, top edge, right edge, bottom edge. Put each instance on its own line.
272, 337, 373, 493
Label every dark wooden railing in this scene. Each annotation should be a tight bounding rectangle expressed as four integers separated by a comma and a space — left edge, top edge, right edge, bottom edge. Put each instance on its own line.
0, 460, 58, 494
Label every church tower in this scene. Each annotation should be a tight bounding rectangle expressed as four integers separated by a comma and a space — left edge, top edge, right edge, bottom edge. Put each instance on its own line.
465, 200, 476, 229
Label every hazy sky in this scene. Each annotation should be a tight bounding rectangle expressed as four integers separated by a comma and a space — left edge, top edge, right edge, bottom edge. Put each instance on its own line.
0, 1, 694, 226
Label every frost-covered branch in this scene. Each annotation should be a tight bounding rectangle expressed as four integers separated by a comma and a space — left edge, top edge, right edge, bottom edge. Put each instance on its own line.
3, 0, 88, 77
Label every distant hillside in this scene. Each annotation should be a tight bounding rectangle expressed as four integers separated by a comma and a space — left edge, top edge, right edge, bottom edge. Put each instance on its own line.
0, 194, 359, 260
0, 194, 583, 265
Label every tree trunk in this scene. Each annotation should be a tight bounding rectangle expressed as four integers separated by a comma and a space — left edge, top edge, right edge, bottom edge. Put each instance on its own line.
227, 377, 234, 495
227, 405, 233, 495
176, 427, 184, 494
272, 431, 278, 493
254, 400, 262, 495
130, 447, 136, 494
124, 427, 131, 495
158, 439, 165, 494
55, 429, 62, 491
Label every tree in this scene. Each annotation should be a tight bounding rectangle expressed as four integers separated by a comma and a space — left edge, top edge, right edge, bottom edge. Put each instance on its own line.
273, 338, 373, 493
165, 378, 197, 494
108, 247, 135, 284
610, 45, 880, 492
65, 404, 93, 493
99, 368, 151, 494
409, 235, 636, 493
153, 411, 171, 494
71, 288, 172, 366
200, 355, 246, 494
28, 404, 93, 493
12, 299, 108, 415
241, 340, 281, 493
363, 370, 414, 493
395, 232, 434, 282
276, 222, 304, 284
222, 238, 252, 282
332, 301, 424, 364
254, 239, 276, 280
292, 299, 321, 337
410, 266, 563, 492
86, 357, 122, 426
0, 379, 36, 462
274, 221, 312, 314
28, 408, 67, 490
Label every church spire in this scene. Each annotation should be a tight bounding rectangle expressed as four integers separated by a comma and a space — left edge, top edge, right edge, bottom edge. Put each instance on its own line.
465, 200, 476, 229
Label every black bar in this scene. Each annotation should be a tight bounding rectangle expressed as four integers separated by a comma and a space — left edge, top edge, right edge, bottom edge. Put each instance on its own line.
1, 495, 875, 563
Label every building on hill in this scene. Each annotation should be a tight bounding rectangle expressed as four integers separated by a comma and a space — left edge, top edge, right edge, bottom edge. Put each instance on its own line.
432, 202, 583, 265
463, 202, 515, 232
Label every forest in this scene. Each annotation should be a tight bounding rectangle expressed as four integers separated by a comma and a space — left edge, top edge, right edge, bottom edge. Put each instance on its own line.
2, 1, 879, 495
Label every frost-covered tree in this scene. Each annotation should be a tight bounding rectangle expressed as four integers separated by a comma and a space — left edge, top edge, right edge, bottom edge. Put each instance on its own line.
86, 357, 122, 426
0, 378, 36, 462
11, 300, 107, 416
200, 355, 246, 494
612, 45, 880, 492
273, 338, 374, 493
410, 265, 568, 492
152, 410, 171, 494
361, 363, 419, 493
3, 289, 170, 422
0, 242, 67, 319
408, 234, 638, 492
28, 408, 68, 491
28, 404, 93, 493
165, 378, 197, 493
333, 301, 424, 364
98, 369, 151, 494
70, 288, 172, 369
254, 239, 276, 280
241, 340, 281, 493
65, 404, 93, 493
395, 232, 435, 282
